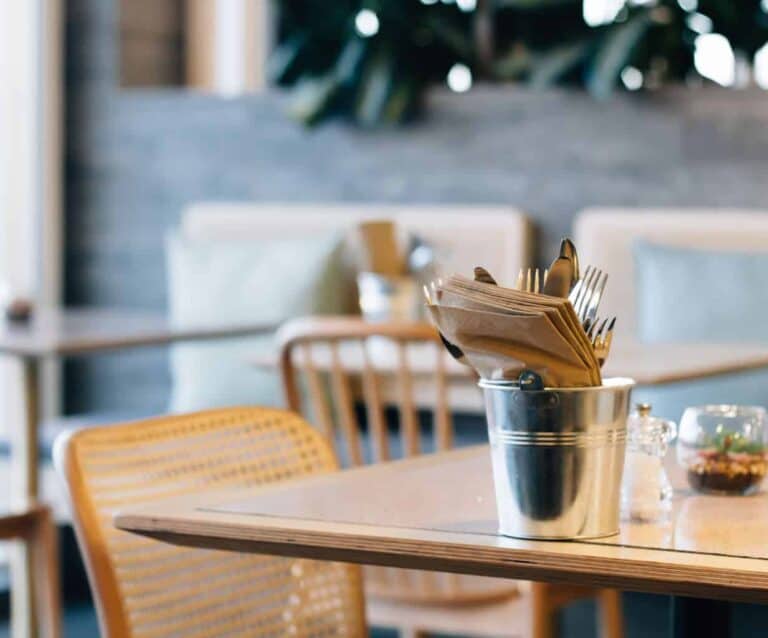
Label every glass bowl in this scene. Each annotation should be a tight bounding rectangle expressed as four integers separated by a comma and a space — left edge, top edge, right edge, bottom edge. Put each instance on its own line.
677, 405, 767, 495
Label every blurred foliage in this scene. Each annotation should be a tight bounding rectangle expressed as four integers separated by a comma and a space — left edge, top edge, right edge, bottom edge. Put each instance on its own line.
269, 0, 768, 125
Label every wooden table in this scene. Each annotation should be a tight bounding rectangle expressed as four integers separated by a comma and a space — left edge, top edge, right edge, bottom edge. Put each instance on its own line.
118, 445, 768, 636
256, 339, 768, 386
603, 341, 768, 386
255, 339, 768, 412
0, 307, 275, 638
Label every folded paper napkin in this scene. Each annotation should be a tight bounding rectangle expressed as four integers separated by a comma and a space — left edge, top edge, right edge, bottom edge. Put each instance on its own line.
427, 274, 601, 387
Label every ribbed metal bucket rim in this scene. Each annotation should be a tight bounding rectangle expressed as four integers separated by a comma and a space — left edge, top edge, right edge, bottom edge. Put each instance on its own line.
478, 377, 635, 393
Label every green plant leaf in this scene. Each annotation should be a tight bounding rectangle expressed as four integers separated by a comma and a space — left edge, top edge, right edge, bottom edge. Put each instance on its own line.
529, 40, 590, 87
587, 10, 655, 99
268, 34, 310, 85
335, 38, 368, 87
493, 45, 533, 80
383, 79, 417, 123
494, 0, 580, 8
423, 14, 473, 59
287, 74, 341, 126
355, 51, 397, 126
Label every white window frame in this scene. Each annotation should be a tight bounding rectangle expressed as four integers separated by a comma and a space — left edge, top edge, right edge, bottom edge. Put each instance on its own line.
185, 0, 271, 94
0, 0, 63, 425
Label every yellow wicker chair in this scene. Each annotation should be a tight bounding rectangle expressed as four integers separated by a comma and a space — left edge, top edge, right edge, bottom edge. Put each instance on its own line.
54, 407, 367, 638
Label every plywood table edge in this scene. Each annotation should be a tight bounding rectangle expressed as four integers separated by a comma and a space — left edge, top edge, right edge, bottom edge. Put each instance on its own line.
0, 321, 278, 357
626, 352, 768, 387
115, 504, 768, 604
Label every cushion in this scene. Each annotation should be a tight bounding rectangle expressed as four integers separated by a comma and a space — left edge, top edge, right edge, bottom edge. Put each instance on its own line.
167, 232, 350, 411
182, 203, 533, 288
635, 241, 768, 343
634, 241, 768, 419
574, 208, 768, 340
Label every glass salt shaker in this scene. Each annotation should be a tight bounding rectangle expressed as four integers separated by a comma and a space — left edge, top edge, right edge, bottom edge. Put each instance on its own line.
621, 403, 677, 523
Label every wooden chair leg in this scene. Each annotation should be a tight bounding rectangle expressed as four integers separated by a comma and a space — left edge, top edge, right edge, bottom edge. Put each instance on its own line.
597, 589, 624, 638
532, 582, 557, 638
28, 507, 61, 638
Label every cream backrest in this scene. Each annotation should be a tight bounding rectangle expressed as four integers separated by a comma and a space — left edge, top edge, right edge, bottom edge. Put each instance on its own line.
181, 202, 532, 287
574, 208, 768, 341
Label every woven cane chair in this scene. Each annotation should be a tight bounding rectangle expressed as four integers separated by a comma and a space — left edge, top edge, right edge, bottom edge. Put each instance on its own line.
278, 316, 624, 638
54, 407, 366, 638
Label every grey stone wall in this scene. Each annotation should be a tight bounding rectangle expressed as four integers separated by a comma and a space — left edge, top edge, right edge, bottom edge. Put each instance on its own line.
65, 0, 768, 413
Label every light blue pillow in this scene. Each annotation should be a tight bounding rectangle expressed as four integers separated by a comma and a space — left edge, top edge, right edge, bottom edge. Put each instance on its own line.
167, 232, 352, 412
634, 241, 768, 419
635, 241, 768, 343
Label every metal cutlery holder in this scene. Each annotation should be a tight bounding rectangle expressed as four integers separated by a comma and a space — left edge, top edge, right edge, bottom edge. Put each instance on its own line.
480, 378, 634, 540
357, 272, 421, 322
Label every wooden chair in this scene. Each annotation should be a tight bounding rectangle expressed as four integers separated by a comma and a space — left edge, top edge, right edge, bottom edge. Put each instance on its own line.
53, 407, 367, 638
2, 505, 60, 638
278, 316, 624, 638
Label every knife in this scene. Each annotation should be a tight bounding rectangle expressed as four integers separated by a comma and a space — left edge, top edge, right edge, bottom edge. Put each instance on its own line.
473, 266, 498, 286
542, 238, 578, 298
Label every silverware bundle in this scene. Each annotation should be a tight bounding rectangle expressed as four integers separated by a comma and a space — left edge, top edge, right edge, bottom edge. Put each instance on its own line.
425, 239, 616, 388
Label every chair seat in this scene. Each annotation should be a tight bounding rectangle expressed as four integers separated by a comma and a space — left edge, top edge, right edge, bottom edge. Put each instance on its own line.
367, 586, 533, 638
365, 567, 520, 606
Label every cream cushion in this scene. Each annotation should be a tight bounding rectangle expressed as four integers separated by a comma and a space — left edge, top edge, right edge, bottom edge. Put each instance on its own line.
181, 203, 532, 288
170, 202, 532, 411
573, 208, 768, 341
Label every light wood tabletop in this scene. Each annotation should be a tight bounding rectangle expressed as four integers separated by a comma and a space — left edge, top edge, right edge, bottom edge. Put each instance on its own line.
253, 338, 768, 388
0, 306, 276, 357
603, 340, 768, 386
116, 444, 768, 604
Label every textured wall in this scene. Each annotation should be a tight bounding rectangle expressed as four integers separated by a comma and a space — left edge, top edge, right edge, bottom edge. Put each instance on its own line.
65, 0, 768, 413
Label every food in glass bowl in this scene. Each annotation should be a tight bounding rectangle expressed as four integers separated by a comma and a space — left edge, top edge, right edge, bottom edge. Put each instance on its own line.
678, 406, 767, 496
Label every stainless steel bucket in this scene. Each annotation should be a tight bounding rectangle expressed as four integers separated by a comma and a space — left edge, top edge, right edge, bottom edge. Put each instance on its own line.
357, 272, 421, 322
480, 377, 635, 540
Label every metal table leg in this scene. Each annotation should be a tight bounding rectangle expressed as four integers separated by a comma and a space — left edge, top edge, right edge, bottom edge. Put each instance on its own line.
10, 357, 41, 638
671, 597, 730, 638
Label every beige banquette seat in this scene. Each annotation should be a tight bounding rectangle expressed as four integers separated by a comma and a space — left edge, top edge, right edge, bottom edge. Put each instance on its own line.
574, 207, 768, 342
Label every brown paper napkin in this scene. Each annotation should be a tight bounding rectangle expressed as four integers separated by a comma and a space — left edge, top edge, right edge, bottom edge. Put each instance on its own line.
429, 304, 595, 386
428, 274, 601, 387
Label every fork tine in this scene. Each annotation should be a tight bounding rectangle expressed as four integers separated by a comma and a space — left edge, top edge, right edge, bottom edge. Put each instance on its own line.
516, 269, 524, 290
586, 318, 597, 340
527, 268, 532, 293
568, 277, 583, 305
585, 271, 609, 325
592, 316, 616, 367
584, 269, 604, 319
574, 266, 596, 317
604, 317, 616, 348
534, 268, 540, 293
577, 266, 597, 314
593, 317, 609, 345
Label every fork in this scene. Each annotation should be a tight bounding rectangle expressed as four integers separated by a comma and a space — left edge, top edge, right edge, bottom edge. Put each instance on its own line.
569, 265, 608, 324
586, 316, 616, 367
515, 268, 549, 293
